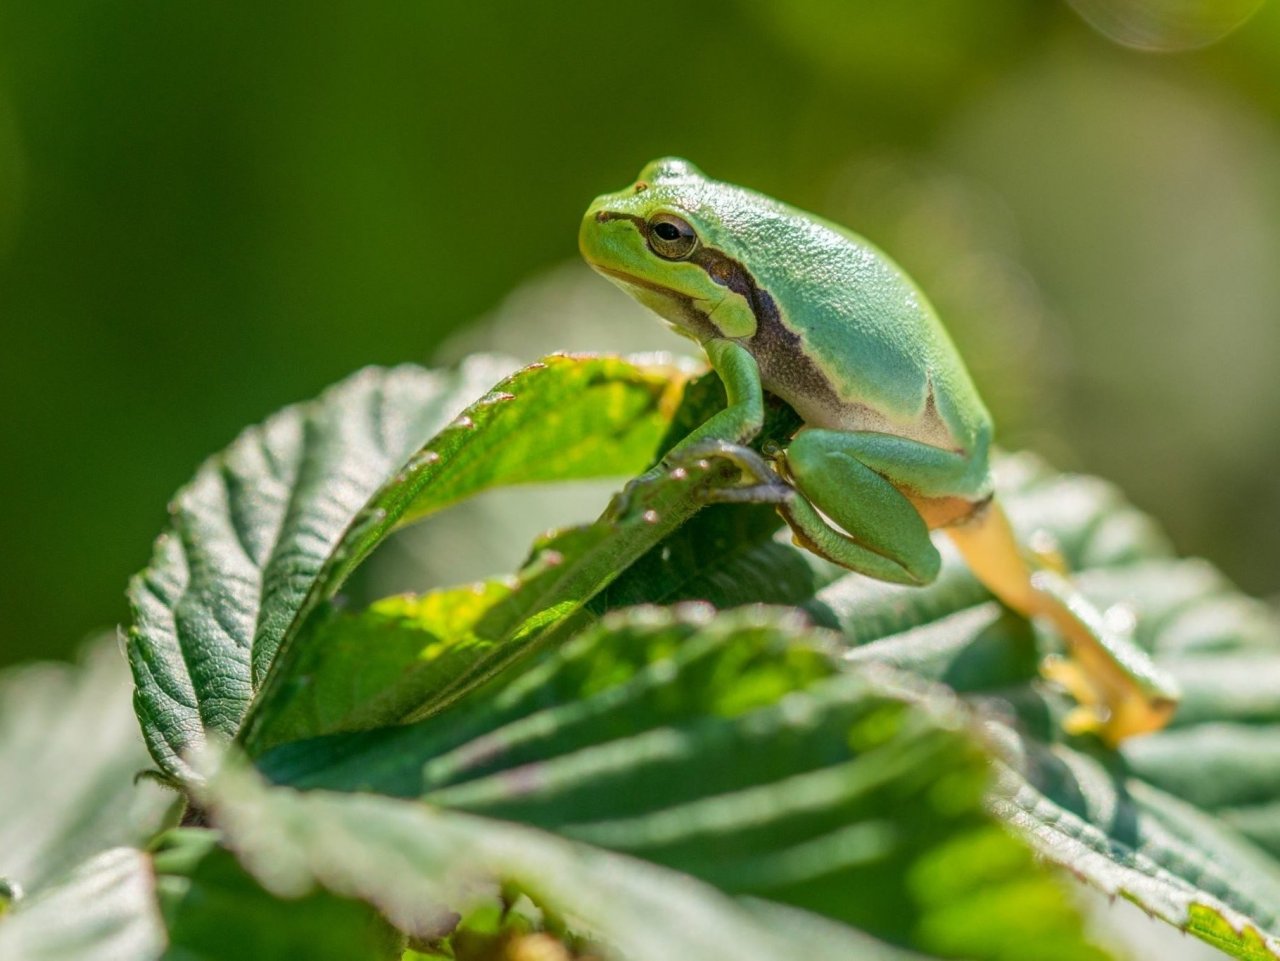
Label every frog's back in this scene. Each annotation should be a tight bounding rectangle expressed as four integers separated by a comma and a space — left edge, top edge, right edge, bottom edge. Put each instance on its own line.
729, 194, 991, 455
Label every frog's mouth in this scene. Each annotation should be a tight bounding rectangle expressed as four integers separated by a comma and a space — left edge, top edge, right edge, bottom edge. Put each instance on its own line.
589, 263, 687, 301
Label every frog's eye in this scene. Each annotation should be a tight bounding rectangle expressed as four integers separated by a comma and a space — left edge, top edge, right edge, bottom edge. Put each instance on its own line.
646, 213, 698, 260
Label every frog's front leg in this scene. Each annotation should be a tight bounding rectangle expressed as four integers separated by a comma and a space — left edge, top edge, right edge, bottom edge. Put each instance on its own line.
666, 338, 765, 459
610, 339, 766, 519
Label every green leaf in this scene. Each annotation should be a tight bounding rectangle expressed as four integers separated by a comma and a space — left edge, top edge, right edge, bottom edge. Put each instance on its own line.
248, 458, 732, 755
0, 848, 164, 961
251, 582, 516, 749
0, 833, 400, 961
153, 829, 401, 961
123, 342, 1280, 960
259, 606, 1108, 960
264, 449, 1280, 959
201, 751, 1000, 961
126, 354, 694, 782
243, 372, 802, 754
0, 636, 172, 894
831, 458, 1280, 961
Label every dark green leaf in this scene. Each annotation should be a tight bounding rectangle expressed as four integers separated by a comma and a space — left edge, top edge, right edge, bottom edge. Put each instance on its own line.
245, 373, 806, 754
247, 454, 728, 754
260, 607, 1107, 960
124, 342, 1280, 960
832, 457, 1280, 961
592, 451, 1280, 960
267, 449, 1280, 958
153, 829, 401, 961
203, 750, 1053, 961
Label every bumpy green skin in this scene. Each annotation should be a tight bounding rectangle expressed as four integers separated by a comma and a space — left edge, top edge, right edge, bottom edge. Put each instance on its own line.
580, 158, 1181, 738
580, 158, 992, 586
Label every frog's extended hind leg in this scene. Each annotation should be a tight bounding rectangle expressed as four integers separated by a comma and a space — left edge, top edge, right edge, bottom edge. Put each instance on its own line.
946, 500, 1179, 744
778, 431, 1179, 743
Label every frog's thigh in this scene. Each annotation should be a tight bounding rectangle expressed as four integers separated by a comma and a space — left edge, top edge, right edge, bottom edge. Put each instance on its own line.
785, 430, 940, 583
805, 430, 990, 500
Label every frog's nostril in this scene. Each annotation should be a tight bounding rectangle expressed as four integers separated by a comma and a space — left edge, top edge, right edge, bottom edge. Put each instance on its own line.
595, 210, 611, 224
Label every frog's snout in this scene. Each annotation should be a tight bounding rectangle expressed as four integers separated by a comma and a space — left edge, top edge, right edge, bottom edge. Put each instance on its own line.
579, 202, 628, 266
578, 206, 608, 266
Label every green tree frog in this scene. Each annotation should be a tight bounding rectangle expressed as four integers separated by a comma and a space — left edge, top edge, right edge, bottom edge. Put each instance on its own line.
579, 158, 1179, 745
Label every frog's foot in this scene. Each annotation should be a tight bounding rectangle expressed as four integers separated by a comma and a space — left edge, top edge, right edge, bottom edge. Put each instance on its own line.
1030, 570, 1180, 745
1040, 654, 1110, 737
666, 439, 795, 505
1042, 653, 1175, 745
948, 504, 1179, 745
1037, 629, 1179, 746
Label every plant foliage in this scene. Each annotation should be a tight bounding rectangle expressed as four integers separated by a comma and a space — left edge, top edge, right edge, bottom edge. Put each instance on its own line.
4, 354, 1279, 960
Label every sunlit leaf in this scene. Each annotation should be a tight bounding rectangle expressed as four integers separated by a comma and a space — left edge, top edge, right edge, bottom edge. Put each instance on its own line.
126, 355, 695, 782
206, 744, 1086, 961
593, 451, 1280, 960
123, 345, 1280, 961
252, 582, 515, 749
259, 607, 1107, 960
266, 447, 1280, 959
243, 372, 804, 754
0, 848, 164, 961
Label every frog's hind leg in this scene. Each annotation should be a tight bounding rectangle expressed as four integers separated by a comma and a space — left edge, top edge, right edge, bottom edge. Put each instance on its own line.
682, 435, 934, 585
770, 429, 965, 587
945, 501, 1179, 744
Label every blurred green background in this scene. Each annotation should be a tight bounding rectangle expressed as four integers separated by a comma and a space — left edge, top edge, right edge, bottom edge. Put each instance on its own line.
2, 1, 1279, 666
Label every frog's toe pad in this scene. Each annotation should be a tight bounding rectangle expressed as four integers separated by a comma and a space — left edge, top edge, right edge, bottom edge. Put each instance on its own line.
1062, 704, 1108, 737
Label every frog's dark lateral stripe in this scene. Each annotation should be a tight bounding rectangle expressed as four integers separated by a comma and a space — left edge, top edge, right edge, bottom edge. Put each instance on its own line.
688, 240, 843, 417
594, 210, 842, 415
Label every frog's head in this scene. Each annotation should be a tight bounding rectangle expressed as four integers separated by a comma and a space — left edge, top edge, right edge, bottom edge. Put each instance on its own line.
579, 158, 762, 342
